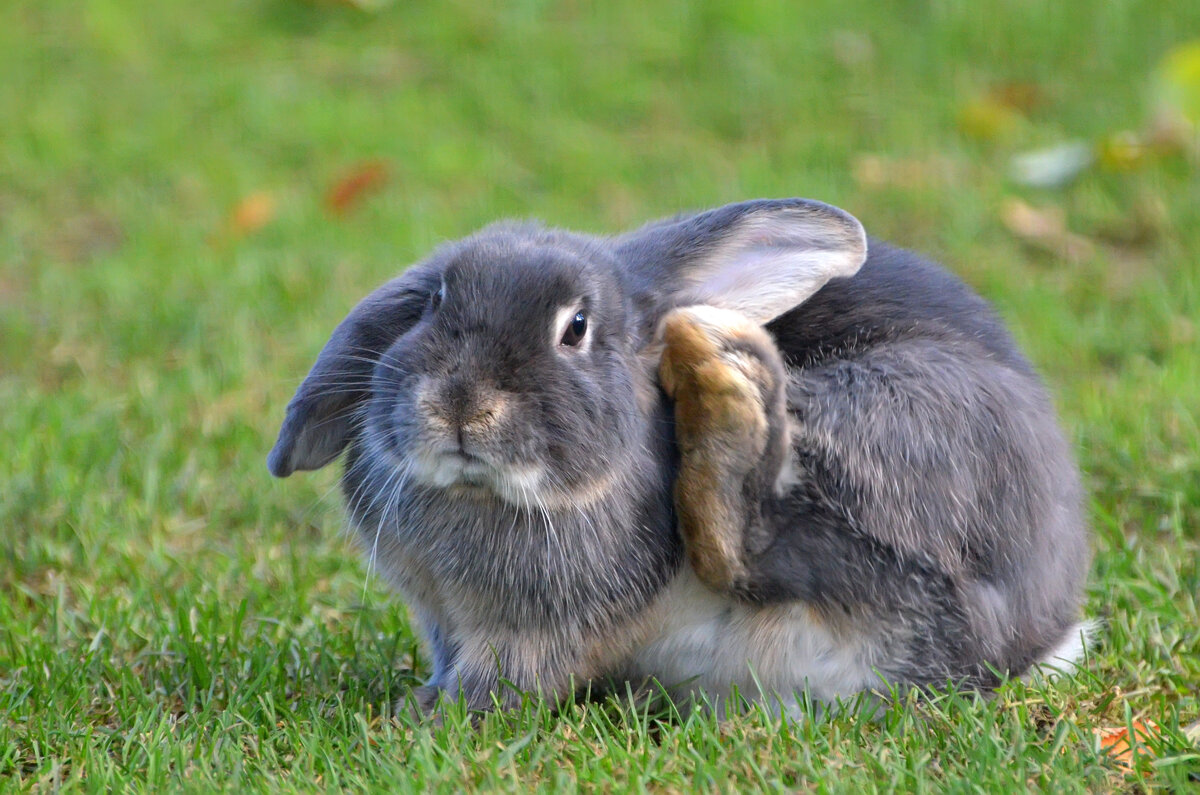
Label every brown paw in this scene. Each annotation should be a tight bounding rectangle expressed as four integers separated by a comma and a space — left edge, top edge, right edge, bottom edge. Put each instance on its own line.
658, 305, 781, 443
657, 306, 789, 590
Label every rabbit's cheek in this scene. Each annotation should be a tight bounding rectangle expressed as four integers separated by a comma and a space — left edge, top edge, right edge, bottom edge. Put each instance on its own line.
489, 464, 548, 506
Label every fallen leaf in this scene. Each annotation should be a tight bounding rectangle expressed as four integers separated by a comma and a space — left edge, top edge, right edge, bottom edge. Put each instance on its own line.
326, 160, 388, 216
989, 81, 1045, 114
958, 97, 1024, 142
1093, 720, 1161, 774
1000, 198, 1095, 260
1009, 141, 1093, 188
1097, 131, 1150, 172
229, 191, 277, 237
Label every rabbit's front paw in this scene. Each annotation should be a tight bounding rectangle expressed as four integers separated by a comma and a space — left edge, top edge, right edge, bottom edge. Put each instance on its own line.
658, 306, 790, 592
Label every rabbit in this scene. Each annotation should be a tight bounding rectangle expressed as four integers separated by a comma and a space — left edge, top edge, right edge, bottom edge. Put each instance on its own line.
267, 198, 1091, 715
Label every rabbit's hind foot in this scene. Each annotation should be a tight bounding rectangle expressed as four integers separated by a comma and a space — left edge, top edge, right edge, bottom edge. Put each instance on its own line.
658, 305, 790, 594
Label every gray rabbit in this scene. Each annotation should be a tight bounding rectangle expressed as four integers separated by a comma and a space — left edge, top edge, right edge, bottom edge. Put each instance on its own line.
268, 198, 1091, 714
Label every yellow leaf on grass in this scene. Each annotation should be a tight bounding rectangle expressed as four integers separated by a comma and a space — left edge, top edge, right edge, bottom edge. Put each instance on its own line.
958, 97, 1023, 142
1097, 131, 1150, 171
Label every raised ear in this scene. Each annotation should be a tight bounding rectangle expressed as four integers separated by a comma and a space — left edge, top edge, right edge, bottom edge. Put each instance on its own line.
615, 198, 867, 324
267, 265, 439, 478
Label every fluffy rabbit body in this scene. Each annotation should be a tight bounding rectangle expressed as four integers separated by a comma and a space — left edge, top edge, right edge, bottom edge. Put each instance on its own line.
268, 199, 1090, 713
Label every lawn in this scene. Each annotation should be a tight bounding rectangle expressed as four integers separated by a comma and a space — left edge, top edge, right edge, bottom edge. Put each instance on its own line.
2, 0, 1199, 791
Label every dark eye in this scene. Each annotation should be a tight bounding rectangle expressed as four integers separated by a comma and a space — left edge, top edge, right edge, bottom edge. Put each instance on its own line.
561, 311, 587, 346
429, 285, 443, 311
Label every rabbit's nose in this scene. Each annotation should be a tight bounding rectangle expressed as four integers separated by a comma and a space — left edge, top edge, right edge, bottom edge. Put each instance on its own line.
462, 403, 500, 427
429, 377, 506, 436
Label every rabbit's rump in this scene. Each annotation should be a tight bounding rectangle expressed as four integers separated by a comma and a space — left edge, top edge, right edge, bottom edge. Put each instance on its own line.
628, 303, 1089, 708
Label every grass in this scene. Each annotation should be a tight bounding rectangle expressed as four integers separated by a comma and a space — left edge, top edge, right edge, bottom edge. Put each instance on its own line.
2, 0, 1199, 790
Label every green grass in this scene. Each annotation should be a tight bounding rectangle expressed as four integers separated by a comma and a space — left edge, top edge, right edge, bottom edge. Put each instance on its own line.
3, 0, 1199, 790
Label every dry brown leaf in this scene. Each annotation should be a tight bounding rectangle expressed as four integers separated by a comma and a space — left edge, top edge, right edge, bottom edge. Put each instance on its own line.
229, 191, 277, 237
1093, 720, 1161, 774
989, 81, 1045, 113
326, 160, 388, 216
1000, 198, 1095, 261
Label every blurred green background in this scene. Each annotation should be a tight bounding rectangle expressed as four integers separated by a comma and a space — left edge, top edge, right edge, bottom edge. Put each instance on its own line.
2, 0, 1198, 790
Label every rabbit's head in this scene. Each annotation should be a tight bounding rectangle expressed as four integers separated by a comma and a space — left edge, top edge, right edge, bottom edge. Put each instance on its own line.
268, 199, 866, 516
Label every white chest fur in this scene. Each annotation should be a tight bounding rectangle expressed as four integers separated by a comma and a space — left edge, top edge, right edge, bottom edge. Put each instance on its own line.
624, 569, 883, 712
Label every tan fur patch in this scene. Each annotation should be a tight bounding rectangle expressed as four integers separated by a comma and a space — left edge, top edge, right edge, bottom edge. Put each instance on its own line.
658, 306, 779, 590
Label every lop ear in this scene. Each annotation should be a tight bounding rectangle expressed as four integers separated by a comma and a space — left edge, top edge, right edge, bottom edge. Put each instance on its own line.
267, 266, 439, 478
616, 198, 868, 324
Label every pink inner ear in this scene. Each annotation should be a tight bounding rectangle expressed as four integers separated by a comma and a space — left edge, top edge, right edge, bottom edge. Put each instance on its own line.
698, 248, 779, 293
684, 208, 868, 324
690, 247, 857, 324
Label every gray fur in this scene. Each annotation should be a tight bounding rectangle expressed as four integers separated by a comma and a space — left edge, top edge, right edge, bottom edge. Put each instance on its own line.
268, 198, 1091, 712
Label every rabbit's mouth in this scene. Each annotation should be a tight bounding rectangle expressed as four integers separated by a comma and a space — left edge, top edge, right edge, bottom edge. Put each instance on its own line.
412, 447, 547, 506
415, 448, 493, 486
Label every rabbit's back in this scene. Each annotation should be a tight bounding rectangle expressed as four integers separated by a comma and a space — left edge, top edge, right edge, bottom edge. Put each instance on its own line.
769, 239, 1032, 374
767, 243, 1088, 684
629, 242, 1089, 701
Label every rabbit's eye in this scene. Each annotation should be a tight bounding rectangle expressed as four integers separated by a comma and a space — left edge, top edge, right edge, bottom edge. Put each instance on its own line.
561, 311, 587, 346
429, 285, 444, 311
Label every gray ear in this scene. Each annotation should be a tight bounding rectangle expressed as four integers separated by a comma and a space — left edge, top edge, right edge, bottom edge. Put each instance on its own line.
267, 266, 439, 478
616, 198, 868, 324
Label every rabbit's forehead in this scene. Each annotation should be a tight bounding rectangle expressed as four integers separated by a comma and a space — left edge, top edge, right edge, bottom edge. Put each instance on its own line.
442, 245, 597, 309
